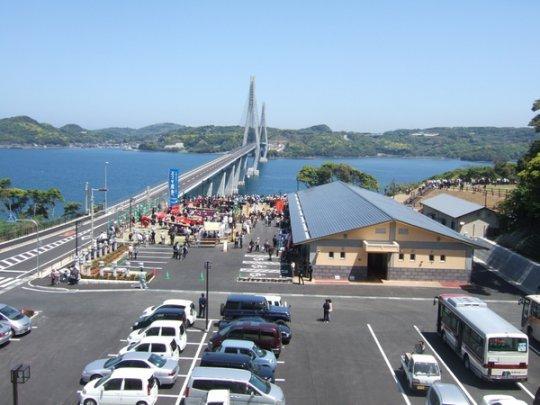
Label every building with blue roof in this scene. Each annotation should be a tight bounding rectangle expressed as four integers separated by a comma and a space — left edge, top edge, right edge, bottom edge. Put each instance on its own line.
287, 181, 486, 282
420, 193, 499, 238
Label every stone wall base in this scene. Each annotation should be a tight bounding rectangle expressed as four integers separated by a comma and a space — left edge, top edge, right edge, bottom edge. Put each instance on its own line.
313, 265, 367, 281
313, 265, 470, 282
387, 266, 470, 282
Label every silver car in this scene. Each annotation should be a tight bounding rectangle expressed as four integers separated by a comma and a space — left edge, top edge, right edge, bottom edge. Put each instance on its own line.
80, 351, 179, 386
426, 382, 471, 405
0, 304, 32, 336
0, 322, 12, 346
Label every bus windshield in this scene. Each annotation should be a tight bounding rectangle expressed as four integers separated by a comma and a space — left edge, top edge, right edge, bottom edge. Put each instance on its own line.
488, 337, 528, 352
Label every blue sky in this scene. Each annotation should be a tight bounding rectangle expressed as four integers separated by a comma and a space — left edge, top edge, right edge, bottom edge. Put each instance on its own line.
0, 1, 538, 132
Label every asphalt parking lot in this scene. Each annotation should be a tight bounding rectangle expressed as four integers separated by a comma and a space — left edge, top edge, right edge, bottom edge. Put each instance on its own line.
0, 286, 538, 405
1, 224, 538, 404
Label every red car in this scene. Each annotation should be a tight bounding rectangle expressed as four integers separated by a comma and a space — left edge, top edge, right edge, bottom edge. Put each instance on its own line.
208, 321, 282, 357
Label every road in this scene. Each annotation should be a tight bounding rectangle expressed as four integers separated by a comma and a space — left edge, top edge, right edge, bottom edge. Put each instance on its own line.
0, 143, 255, 292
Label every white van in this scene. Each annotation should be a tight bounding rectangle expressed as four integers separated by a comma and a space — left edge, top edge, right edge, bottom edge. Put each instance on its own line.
127, 320, 187, 351
141, 299, 197, 326
78, 368, 158, 405
262, 295, 288, 308
119, 336, 180, 360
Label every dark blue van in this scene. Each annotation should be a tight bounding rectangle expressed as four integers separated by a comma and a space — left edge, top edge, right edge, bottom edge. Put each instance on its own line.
220, 294, 291, 324
200, 351, 274, 382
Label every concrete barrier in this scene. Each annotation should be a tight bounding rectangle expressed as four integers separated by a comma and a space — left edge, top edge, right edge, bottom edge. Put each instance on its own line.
474, 238, 540, 294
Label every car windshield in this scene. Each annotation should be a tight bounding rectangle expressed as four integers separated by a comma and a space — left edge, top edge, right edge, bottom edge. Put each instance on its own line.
218, 326, 231, 336
148, 354, 166, 367
104, 356, 123, 368
413, 362, 440, 376
95, 375, 110, 387
253, 346, 265, 357
488, 337, 528, 352
249, 374, 271, 394
0, 305, 22, 320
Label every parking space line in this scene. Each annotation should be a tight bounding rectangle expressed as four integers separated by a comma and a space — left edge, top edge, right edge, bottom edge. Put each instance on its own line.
158, 394, 179, 398
119, 339, 128, 342
413, 325, 477, 405
517, 383, 535, 400
107, 353, 117, 357
10, 338, 21, 341
277, 361, 285, 364
367, 324, 411, 405
176, 330, 209, 405
180, 356, 201, 360
275, 378, 285, 382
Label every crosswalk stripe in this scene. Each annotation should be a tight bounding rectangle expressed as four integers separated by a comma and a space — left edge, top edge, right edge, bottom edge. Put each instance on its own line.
239, 268, 281, 273
0, 278, 18, 288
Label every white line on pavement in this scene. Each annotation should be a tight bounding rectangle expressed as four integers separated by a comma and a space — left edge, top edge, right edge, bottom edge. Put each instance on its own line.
275, 378, 285, 382
0, 269, 27, 273
413, 325, 477, 405
10, 338, 21, 341
367, 323, 411, 405
517, 383, 535, 400
176, 330, 209, 405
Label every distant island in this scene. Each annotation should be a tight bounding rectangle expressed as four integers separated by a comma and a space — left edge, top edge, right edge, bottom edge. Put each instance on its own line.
0, 115, 537, 162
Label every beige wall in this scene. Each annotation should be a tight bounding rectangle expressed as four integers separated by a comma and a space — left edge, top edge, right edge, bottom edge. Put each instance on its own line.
389, 249, 466, 269
314, 246, 367, 267
310, 220, 469, 271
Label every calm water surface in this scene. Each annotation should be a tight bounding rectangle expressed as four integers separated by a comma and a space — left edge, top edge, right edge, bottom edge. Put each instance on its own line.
0, 148, 485, 212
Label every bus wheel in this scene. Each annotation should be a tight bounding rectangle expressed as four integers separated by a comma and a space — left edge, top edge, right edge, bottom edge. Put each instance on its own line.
463, 355, 470, 370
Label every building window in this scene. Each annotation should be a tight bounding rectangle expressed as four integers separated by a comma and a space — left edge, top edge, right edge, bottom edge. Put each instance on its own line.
398, 253, 404, 261
329, 252, 334, 259
340, 252, 345, 259
410, 253, 416, 261
375, 228, 386, 234
429, 254, 434, 262
440, 255, 446, 262
343, 233, 348, 239
451, 221, 455, 230
398, 228, 409, 235
441, 218, 447, 226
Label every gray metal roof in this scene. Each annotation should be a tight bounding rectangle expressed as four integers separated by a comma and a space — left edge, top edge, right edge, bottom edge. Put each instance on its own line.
421, 193, 484, 218
288, 181, 485, 248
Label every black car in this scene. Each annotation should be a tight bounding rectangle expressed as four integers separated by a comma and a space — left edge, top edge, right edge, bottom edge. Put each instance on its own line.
132, 308, 186, 331
218, 317, 292, 344
220, 294, 291, 323
200, 351, 275, 382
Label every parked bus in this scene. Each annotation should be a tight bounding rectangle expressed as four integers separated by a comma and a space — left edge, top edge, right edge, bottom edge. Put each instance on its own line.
435, 294, 528, 381
519, 295, 540, 341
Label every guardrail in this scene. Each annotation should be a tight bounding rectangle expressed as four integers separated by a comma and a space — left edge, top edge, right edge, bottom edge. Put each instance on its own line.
0, 145, 256, 249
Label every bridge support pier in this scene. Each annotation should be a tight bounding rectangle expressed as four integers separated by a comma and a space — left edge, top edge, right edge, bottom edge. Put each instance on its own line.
216, 170, 227, 196
225, 164, 237, 196
203, 179, 213, 197
237, 156, 248, 187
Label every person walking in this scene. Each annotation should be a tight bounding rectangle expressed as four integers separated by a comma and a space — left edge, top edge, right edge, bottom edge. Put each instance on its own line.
239, 233, 244, 249
298, 268, 305, 285
198, 293, 207, 318
128, 244, 134, 260
173, 242, 179, 259
138, 267, 148, 290
182, 244, 188, 260
268, 245, 274, 261
307, 264, 313, 281
133, 245, 139, 260
323, 299, 330, 323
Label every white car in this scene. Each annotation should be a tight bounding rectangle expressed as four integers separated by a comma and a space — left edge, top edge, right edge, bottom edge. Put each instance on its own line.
141, 299, 197, 326
481, 395, 528, 405
78, 368, 158, 405
119, 336, 181, 360
400, 353, 441, 392
127, 320, 187, 351
262, 295, 288, 308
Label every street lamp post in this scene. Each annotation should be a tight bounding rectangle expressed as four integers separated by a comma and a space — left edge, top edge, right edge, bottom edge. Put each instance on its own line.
90, 187, 107, 256
16, 219, 40, 276
204, 261, 211, 330
104, 161, 109, 218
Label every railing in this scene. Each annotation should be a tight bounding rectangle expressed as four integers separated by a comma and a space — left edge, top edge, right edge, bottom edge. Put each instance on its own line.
0, 213, 87, 243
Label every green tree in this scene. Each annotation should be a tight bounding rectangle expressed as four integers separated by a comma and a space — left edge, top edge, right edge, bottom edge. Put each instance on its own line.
0, 178, 11, 189
63, 201, 81, 218
0, 188, 28, 216
500, 143, 540, 228
26, 188, 63, 218
296, 162, 378, 190
529, 99, 540, 132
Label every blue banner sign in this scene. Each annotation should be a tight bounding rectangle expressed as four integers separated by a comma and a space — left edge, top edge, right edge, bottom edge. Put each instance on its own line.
169, 168, 180, 206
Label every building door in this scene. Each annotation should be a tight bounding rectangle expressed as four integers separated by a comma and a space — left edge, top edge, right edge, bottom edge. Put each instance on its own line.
367, 253, 388, 279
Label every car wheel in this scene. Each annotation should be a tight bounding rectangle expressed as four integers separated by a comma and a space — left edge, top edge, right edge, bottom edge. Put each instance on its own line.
84, 399, 97, 405
89, 374, 102, 381
464, 355, 470, 370
136, 402, 148, 405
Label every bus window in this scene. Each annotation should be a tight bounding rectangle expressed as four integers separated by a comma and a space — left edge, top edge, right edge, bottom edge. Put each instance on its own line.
521, 298, 530, 327
488, 337, 527, 353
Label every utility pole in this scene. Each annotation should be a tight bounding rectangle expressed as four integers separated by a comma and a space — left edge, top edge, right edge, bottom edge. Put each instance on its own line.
205, 261, 211, 330
104, 162, 109, 222
129, 197, 134, 234
84, 182, 89, 214
75, 219, 80, 256
90, 187, 107, 254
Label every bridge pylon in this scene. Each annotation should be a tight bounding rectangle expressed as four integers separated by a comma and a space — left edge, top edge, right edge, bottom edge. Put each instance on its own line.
242, 76, 262, 176
259, 102, 268, 163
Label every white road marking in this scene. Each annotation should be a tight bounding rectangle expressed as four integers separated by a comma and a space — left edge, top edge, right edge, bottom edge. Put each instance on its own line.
517, 382, 535, 399
176, 329, 209, 405
30, 311, 40, 319
0, 269, 26, 273
277, 361, 285, 364
10, 338, 21, 341
0, 279, 18, 288
367, 323, 411, 405
158, 394, 179, 398
242, 260, 281, 266
119, 339, 128, 342
275, 378, 286, 382
179, 356, 201, 360
413, 325, 476, 405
